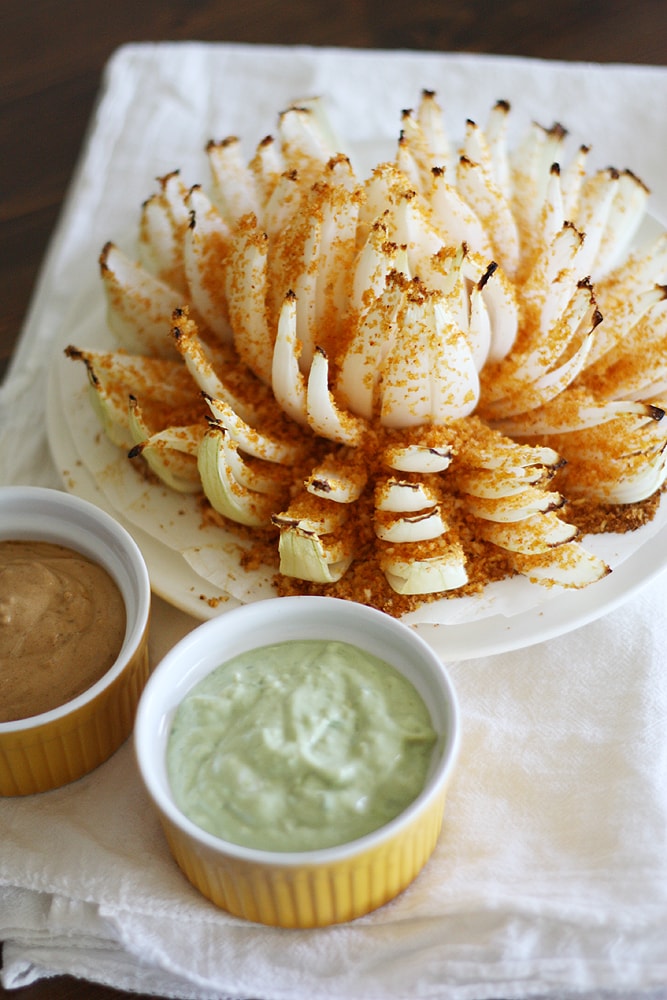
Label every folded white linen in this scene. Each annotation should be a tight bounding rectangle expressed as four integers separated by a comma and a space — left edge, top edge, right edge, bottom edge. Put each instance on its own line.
2, 42, 667, 999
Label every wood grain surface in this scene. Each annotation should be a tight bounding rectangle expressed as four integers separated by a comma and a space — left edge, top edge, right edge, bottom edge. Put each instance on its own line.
2, 0, 667, 996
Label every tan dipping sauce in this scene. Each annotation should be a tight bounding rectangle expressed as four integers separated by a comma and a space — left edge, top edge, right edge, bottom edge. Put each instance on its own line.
0, 540, 126, 722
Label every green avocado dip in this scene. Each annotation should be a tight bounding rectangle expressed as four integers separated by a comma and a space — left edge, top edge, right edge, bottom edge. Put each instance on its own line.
166, 639, 437, 852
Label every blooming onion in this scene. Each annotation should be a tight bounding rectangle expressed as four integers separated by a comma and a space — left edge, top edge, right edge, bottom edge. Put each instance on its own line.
66, 91, 667, 609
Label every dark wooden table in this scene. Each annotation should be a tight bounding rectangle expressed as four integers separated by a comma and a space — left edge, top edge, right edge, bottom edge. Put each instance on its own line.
2, 0, 667, 996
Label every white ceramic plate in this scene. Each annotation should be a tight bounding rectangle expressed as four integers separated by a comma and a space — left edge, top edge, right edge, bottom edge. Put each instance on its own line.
47, 296, 667, 661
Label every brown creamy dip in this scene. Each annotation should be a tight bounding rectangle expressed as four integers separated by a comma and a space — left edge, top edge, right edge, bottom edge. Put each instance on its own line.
0, 540, 126, 722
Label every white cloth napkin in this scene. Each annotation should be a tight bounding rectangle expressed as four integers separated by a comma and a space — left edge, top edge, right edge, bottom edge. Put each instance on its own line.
2, 41, 667, 999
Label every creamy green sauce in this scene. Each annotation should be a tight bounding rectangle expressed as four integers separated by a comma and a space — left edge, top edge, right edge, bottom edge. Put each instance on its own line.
167, 639, 437, 852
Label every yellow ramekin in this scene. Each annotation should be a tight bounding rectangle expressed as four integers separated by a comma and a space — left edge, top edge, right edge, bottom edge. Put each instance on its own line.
135, 596, 460, 928
0, 486, 151, 796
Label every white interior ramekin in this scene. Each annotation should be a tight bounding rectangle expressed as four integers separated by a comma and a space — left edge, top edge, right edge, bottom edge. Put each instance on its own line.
135, 595, 460, 927
0, 485, 152, 795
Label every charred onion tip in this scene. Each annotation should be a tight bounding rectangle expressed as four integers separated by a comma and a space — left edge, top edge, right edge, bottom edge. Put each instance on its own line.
158, 169, 180, 184
99, 242, 113, 270
127, 443, 144, 459
478, 261, 498, 289
622, 168, 651, 193
550, 162, 561, 175
563, 221, 585, 244
66, 347, 99, 386
649, 404, 665, 421
327, 153, 351, 169
188, 210, 196, 230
